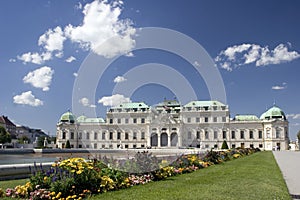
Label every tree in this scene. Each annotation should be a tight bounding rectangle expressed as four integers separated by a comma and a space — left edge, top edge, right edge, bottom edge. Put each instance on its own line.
221, 140, 229, 149
0, 126, 11, 144
297, 130, 300, 141
65, 140, 71, 149
18, 135, 30, 144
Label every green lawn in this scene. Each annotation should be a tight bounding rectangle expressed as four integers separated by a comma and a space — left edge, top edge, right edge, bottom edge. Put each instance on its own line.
89, 151, 290, 200
0, 151, 290, 200
0, 179, 29, 190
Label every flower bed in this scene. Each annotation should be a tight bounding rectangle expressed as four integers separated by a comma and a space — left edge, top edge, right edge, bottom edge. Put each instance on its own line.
0, 148, 260, 200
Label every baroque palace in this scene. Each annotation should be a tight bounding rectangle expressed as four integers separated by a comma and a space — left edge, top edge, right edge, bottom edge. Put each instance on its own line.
56, 100, 289, 150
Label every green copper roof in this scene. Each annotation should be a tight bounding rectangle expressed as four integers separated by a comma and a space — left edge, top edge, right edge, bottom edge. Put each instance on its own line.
184, 100, 226, 107
234, 115, 259, 121
60, 111, 76, 123
112, 102, 149, 109
77, 115, 105, 123
260, 106, 286, 120
157, 100, 181, 107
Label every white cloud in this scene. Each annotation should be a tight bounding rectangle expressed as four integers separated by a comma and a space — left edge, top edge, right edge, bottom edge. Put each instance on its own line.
75, 2, 83, 10
38, 26, 66, 52
17, 51, 52, 65
9, 58, 16, 62
216, 43, 300, 71
65, 56, 76, 63
55, 52, 63, 58
114, 76, 127, 83
79, 97, 97, 108
193, 61, 200, 67
98, 94, 131, 107
64, 0, 136, 58
23, 66, 54, 91
13, 91, 43, 107
73, 72, 78, 77
287, 114, 300, 119
272, 82, 287, 90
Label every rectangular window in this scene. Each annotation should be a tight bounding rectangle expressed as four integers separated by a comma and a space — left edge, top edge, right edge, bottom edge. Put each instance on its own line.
196, 117, 200, 123
266, 130, 271, 138
187, 118, 191, 123
133, 118, 137, 123
94, 143, 97, 149
250, 144, 254, 148
141, 118, 145, 123
249, 131, 253, 139
117, 132, 121, 140
214, 131, 218, 139
133, 144, 137, 149
258, 131, 262, 139
125, 144, 129, 148
259, 144, 263, 148
231, 131, 235, 139
232, 144, 236, 149
276, 129, 281, 138
222, 117, 226, 122
102, 132, 105, 140
196, 131, 200, 139
86, 132, 90, 140
204, 106, 208, 111
205, 144, 209, 149
213, 117, 217, 122
222, 131, 226, 139
94, 132, 97, 140
109, 132, 113, 140
62, 132, 66, 139
109, 119, 113, 124
141, 132, 145, 140
117, 119, 121, 124
188, 131, 192, 139
71, 132, 74, 139
240, 131, 244, 139
125, 132, 129, 140
79, 132, 82, 139
102, 144, 105, 149
205, 131, 209, 139
125, 119, 129, 124
205, 117, 208, 123
133, 132, 137, 140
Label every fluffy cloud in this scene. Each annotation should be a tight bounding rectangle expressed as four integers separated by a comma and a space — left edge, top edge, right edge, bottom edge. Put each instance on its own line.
215, 43, 300, 71
64, 0, 136, 58
286, 114, 300, 119
272, 82, 287, 90
17, 51, 52, 65
79, 97, 96, 108
23, 66, 54, 91
98, 94, 131, 106
38, 26, 66, 52
113, 75, 127, 83
65, 56, 76, 63
13, 91, 43, 107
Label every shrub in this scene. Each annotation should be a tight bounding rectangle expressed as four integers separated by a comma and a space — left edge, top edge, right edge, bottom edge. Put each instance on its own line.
221, 140, 229, 149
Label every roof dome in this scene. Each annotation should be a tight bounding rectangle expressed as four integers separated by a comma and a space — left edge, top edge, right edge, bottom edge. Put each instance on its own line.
260, 106, 286, 120
59, 111, 76, 123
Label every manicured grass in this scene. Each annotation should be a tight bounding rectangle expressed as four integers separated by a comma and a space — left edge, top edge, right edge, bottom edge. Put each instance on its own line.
0, 179, 29, 190
90, 151, 290, 200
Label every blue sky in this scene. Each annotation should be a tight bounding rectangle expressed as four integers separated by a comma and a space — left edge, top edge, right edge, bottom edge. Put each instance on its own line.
1, 0, 300, 140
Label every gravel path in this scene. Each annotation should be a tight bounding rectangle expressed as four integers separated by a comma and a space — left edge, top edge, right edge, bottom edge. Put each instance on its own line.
273, 151, 300, 199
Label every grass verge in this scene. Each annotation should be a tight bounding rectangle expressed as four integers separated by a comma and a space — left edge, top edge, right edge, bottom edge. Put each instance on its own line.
0, 179, 29, 190
89, 151, 289, 200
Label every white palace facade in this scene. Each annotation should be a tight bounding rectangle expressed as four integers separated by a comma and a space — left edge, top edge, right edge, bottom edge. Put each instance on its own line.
56, 100, 289, 151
